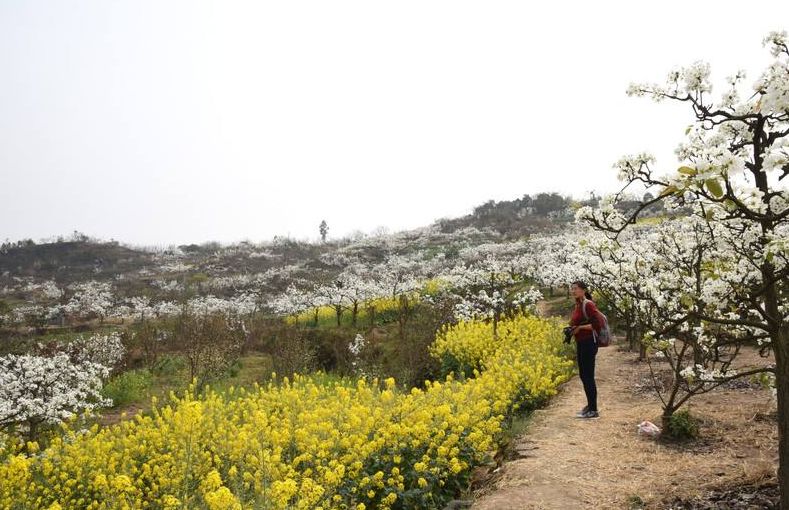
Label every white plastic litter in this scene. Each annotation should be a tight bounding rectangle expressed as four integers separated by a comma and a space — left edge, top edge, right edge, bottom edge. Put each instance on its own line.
637, 420, 661, 437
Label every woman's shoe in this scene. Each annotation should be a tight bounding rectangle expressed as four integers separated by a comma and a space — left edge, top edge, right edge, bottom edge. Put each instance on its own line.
575, 405, 589, 418
581, 410, 600, 419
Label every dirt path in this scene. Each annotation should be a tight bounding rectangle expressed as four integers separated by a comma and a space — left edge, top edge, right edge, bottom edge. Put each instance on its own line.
471, 339, 777, 509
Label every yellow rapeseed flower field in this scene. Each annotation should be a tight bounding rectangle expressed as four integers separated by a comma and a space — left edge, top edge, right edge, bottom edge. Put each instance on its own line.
0, 314, 572, 509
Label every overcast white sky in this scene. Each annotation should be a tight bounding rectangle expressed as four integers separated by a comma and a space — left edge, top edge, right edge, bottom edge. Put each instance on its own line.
2, 1, 788, 246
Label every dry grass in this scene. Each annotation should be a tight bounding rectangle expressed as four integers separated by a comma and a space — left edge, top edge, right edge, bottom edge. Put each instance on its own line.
471, 339, 777, 510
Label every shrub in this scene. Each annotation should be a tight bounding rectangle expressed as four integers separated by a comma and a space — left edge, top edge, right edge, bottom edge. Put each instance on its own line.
101, 369, 153, 408
150, 354, 187, 377
665, 409, 699, 440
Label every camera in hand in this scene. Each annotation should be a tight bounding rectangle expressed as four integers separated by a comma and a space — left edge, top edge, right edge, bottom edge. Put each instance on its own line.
563, 319, 591, 344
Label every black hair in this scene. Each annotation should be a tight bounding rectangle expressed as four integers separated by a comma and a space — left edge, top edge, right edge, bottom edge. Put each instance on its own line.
571, 280, 593, 301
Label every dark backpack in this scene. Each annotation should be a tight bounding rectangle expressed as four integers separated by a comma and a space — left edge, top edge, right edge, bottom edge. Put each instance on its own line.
581, 299, 611, 347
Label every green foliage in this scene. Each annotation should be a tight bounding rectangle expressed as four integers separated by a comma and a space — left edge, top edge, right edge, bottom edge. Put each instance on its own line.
437, 352, 476, 380
189, 272, 209, 283
754, 372, 777, 394
627, 494, 646, 509
665, 409, 699, 440
227, 358, 242, 377
102, 369, 153, 407
704, 178, 724, 198
303, 370, 358, 388
150, 354, 187, 377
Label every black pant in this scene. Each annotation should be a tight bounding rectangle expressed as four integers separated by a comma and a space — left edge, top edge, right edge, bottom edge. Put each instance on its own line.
576, 340, 598, 412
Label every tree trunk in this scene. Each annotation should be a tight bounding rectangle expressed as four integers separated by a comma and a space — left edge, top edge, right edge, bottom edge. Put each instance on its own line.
625, 319, 634, 352
775, 324, 789, 510
26, 419, 40, 443
765, 268, 788, 507
661, 412, 670, 433
638, 339, 647, 361
750, 123, 788, 507
398, 295, 410, 341
661, 407, 677, 434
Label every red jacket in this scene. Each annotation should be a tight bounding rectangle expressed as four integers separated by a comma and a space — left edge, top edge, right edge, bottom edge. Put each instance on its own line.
570, 298, 603, 342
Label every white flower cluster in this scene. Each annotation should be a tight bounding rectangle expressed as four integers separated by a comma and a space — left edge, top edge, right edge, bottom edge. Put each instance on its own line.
22, 280, 63, 300
0, 332, 125, 431
680, 61, 713, 95
754, 56, 789, 115
626, 61, 712, 101
151, 279, 184, 292
187, 294, 259, 317
452, 290, 505, 322
348, 333, 365, 357
62, 281, 115, 320
512, 287, 543, 315
613, 153, 656, 182
60, 331, 126, 369
763, 138, 789, 174
679, 363, 736, 383
763, 30, 788, 57
9, 304, 47, 324
204, 270, 288, 291
0, 353, 111, 430
574, 203, 627, 231
157, 262, 193, 273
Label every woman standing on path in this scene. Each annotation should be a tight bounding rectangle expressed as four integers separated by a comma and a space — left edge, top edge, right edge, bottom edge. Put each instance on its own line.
569, 280, 603, 419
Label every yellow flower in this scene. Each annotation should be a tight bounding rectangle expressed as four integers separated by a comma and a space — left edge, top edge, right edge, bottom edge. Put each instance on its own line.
161, 495, 181, 508
201, 469, 223, 493
111, 474, 134, 493
204, 487, 241, 510
0, 314, 572, 510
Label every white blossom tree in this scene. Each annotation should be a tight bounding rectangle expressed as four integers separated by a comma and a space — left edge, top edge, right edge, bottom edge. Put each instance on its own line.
577, 31, 789, 505
1, 332, 125, 439
62, 281, 115, 324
